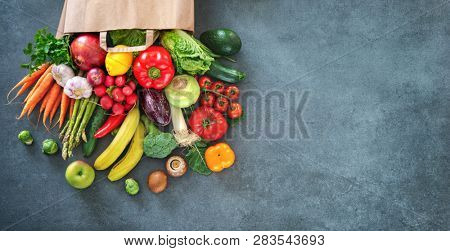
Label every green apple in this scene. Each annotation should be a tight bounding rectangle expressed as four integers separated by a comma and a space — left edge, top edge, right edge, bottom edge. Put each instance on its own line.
65, 160, 95, 189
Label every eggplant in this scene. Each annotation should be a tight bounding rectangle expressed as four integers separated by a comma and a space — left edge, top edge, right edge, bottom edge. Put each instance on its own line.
139, 89, 171, 126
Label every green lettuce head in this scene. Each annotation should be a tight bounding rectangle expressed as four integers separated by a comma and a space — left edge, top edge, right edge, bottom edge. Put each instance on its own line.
161, 29, 217, 75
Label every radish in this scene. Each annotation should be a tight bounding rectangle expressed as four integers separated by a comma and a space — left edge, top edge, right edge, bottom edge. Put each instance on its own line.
100, 95, 113, 110
122, 86, 133, 96
112, 103, 125, 115
112, 88, 125, 102
115, 75, 126, 87
94, 85, 107, 97
105, 75, 115, 87
127, 80, 136, 91
126, 93, 138, 105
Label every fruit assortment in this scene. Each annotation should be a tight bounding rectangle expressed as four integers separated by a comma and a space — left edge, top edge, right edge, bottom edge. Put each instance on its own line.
11, 27, 246, 195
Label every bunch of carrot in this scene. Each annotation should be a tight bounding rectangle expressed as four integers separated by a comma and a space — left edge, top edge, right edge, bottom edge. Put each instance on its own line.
8, 63, 74, 130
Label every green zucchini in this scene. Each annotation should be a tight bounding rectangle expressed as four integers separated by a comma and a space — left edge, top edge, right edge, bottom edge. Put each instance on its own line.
82, 107, 106, 157
206, 61, 246, 83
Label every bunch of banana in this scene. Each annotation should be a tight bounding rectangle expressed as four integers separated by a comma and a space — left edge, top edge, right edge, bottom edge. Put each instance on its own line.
94, 107, 140, 172
108, 122, 145, 181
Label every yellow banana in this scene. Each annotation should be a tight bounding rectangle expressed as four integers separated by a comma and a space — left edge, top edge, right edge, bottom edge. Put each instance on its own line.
94, 107, 140, 170
108, 122, 145, 181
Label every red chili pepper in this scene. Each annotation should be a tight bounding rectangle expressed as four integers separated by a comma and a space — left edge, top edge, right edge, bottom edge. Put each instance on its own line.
94, 114, 126, 138
133, 46, 175, 90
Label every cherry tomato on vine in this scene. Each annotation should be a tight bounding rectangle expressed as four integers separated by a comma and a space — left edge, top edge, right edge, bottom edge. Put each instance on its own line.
214, 96, 229, 113
200, 92, 216, 107
224, 85, 240, 100
211, 81, 225, 94
227, 102, 243, 119
198, 76, 213, 90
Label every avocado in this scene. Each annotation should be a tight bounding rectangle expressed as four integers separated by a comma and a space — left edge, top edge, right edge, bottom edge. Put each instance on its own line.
200, 29, 242, 56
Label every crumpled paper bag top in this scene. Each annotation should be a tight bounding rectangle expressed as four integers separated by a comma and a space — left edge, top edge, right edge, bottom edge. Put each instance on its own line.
56, 0, 194, 37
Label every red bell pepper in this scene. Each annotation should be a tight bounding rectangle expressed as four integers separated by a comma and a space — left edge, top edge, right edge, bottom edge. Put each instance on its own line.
94, 114, 126, 138
133, 46, 175, 90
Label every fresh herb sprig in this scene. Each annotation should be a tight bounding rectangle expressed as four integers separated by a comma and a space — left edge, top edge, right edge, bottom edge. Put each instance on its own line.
21, 28, 74, 73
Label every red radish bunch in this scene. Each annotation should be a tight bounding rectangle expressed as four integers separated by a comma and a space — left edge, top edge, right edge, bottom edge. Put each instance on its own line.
88, 69, 137, 115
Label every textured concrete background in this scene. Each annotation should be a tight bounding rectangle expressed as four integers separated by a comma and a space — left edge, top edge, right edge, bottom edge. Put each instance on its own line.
0, 0, 449, 230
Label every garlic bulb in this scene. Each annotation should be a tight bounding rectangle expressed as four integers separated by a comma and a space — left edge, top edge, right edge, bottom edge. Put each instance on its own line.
52, 64, 75, 87
64, 76, 92, 99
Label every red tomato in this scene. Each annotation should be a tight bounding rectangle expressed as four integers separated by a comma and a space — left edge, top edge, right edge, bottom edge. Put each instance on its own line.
224, 85, 240, 100
214, 96, 229, 113
198, 76, 213, 90
200, 93, 216, 107
211, 81, 225, 94
228, 102, 243, 119
188, 106, 228, 141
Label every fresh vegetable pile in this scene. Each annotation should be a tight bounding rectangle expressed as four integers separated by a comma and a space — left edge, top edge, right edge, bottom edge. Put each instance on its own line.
10, 27, 246, 195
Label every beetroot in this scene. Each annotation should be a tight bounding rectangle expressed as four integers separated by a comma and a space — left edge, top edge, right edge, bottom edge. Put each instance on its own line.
71, 34, 106, 71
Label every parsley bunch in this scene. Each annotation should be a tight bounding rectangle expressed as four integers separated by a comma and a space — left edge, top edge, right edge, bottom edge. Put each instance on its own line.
21, 28, 74, 73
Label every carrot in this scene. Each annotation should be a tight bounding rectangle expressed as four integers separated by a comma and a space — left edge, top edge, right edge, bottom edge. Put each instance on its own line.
23, 65, 53, 104
69, 98, 75, 118
37, 89, 53, 123
59, 94, 70, 128
42, 84, 61, 129
50, 93, 62, 124
18, 73, 54, 119
7, 63, 49, 102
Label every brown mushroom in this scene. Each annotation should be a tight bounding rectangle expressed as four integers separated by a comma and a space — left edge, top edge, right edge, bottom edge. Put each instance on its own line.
166, 155, 187, 177
147, 170, 168, 193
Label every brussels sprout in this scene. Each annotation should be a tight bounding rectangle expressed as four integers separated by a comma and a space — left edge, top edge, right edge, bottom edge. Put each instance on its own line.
18, 130, 33, 145
42, 139, 59, 155
125, 178, 139, 195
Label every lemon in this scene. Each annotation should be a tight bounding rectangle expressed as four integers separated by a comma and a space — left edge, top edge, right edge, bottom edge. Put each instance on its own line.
105, 45, 133, 76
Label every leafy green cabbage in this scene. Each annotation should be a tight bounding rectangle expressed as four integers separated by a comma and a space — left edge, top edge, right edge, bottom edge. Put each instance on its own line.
161, 29, 217, 75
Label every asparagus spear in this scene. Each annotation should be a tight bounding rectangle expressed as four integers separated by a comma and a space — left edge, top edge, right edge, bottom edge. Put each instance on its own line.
67, 98, 88, 157
62, 99, 81, 160
75, 96, 98, 146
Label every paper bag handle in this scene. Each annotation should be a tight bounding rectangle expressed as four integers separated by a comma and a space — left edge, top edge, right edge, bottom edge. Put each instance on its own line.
99, 30, 159, 52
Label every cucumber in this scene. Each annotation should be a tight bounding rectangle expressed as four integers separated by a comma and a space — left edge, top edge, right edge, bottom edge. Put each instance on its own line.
82, 107, 106, 157
200, 29, 242, 56
206, 61, 246, 83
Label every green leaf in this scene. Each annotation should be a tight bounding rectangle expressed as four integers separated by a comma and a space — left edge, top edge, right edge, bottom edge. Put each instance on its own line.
21, 27, 74, 73
185, 143, 211, 175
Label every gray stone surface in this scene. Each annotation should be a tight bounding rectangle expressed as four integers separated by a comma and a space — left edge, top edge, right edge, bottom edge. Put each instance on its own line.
0, 0, 449, 230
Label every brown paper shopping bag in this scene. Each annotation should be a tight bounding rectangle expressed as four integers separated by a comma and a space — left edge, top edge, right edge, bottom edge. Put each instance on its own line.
56, 0, 194, 52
